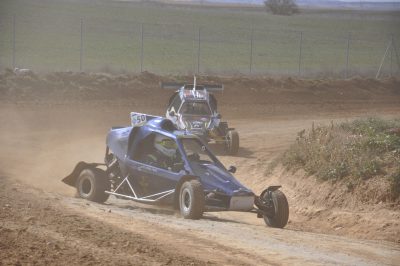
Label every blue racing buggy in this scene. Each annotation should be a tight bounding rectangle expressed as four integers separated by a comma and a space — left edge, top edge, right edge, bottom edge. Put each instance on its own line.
62, 113, 289, 228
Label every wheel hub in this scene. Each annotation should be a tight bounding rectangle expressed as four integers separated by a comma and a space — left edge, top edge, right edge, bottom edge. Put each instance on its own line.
80, 177, 92, 196
182, 189, 191, 212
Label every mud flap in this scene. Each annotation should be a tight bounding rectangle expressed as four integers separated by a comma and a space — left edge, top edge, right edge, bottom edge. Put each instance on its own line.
61, 161, 105, 187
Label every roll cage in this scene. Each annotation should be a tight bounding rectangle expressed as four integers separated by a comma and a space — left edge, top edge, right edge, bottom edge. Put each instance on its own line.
167, 89, 218, 115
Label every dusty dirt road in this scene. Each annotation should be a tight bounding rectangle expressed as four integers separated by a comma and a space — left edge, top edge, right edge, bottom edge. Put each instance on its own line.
1, 73, 400, 265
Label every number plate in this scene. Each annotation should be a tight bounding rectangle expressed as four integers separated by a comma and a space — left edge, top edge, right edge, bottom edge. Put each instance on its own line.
130, 112, 147, 127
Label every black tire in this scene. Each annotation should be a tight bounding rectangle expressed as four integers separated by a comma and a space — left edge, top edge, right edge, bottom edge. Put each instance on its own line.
263, 190, 289, 228
76, 168, 110, 203
179, 180, 204, 219
225, 130, 239, 155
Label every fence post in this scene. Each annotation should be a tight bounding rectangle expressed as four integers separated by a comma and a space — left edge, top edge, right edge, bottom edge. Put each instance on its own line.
345, 32, 351, 79
298, 31, 302, 76
249, 27, 254, 74
390, 34, 393, 77
192, 25, 196, 73
376, 38, 392, 79
12, 14, 16, 69
392, 37, 400, 74
140, 23, 144, 73
197, 27, 201, 74
80, 18, 83, 72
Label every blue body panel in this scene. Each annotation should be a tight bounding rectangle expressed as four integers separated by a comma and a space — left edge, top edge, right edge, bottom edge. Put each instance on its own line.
106, 117, 253, 208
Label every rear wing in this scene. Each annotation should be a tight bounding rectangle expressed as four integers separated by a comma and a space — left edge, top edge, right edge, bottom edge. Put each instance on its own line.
130, 112, 160, 127
160, 82, 224, 92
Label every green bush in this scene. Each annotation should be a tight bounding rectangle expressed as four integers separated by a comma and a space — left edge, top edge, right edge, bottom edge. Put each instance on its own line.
357, 159, 382, 180
318, 161, 349, 181
281, 117, 400, 199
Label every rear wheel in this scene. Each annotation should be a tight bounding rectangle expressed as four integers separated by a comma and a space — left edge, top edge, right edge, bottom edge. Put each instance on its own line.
225, 130, 239, 155
263, 190, 289, 228
179, 180, 204, 219
76, 168, 110, 203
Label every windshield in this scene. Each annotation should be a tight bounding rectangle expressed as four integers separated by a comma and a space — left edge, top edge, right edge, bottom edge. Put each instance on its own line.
181, 138, 216, 163
180, 102, 211, 116
181, 138, 228, 178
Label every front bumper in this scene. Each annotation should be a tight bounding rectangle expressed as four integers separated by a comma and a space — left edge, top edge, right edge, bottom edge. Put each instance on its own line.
229, 196, 255, 211
204, 191, 255, 212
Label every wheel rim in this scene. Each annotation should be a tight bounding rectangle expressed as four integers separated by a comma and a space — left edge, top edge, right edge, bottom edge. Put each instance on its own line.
79, 176, 92, 197
181, 188, 191, 212
226, 133, 231, 149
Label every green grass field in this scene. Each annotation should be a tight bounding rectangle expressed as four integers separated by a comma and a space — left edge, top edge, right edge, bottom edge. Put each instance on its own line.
0, 0, 399, 76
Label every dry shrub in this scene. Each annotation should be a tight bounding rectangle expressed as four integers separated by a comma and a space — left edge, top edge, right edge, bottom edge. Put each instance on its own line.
281, 117, 400, 199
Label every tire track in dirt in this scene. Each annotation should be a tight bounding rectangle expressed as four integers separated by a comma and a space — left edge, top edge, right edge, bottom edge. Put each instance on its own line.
0, 176, 208, 265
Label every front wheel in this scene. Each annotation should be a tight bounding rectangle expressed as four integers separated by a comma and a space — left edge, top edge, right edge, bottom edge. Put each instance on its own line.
225, 130, 239, 155
179, 180, 204, 219
76, 168, 110, 203
263, 190, 289, 228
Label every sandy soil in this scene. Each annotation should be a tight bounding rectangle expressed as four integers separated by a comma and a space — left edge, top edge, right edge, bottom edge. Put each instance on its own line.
1, 72, 400, 265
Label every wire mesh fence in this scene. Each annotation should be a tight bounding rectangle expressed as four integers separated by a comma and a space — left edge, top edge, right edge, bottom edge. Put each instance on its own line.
0, 14, 399, 78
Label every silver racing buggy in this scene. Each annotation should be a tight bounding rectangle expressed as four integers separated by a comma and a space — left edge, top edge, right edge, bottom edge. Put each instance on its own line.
163, 78, 239, 155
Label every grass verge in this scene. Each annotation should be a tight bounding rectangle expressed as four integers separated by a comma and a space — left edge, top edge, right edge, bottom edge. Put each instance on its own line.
281, 117, 400, 200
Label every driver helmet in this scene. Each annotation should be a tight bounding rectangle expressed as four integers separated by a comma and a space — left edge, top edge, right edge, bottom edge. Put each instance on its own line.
154, 135, 177, 158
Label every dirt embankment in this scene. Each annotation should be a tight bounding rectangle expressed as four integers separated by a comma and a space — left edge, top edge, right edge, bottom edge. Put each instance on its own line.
267, 166, 400, 243
1, 70, 400, 118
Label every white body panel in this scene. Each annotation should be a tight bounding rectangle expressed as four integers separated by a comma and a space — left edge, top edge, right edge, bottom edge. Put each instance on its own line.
229, 196, 254, 211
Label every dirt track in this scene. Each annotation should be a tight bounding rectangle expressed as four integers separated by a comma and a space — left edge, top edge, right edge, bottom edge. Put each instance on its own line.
1, 73, 400, 265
